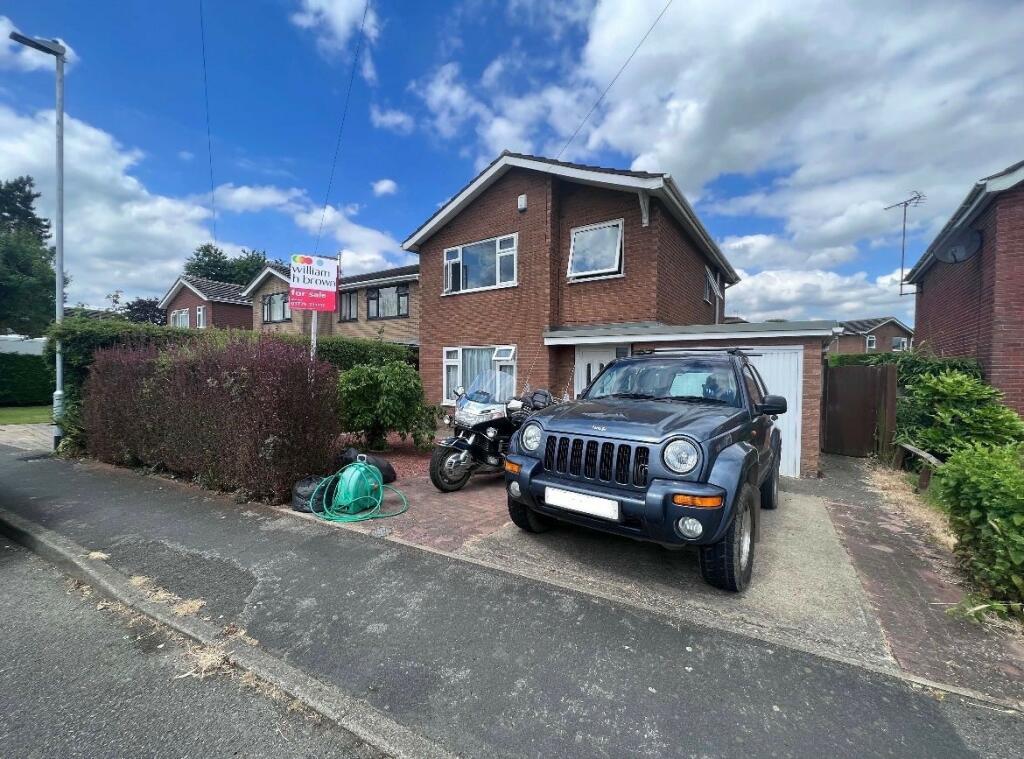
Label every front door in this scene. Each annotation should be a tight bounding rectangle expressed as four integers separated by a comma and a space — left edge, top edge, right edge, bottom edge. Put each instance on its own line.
573, 344, 627, 397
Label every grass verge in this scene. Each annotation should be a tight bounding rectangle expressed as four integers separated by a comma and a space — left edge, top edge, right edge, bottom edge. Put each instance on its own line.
0, 405, 51, 425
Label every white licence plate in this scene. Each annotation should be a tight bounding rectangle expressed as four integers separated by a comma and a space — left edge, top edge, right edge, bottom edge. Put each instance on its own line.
544, 487, 620, 521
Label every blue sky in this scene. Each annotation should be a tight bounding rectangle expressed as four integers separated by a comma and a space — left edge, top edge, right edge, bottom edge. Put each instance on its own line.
2, 1, 1022, 322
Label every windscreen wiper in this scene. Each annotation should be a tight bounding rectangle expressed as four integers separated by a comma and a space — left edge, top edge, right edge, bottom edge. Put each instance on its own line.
604, 392, 657, 399
655, 395, 732, 405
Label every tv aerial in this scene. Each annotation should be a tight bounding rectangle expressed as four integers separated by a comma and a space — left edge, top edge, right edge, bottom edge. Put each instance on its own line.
885, 191, 925, 296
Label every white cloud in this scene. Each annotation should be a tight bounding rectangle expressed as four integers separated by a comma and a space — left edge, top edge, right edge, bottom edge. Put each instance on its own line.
369, 104, 414, 134
0, 106, 223, 306
213, 183, 305, 213
291, 203, 409, 274
0, 16, 78, 71
177, 150, 194, 162
419, 0, 1024, 301
726, 268, 914, 323
371, 178, 397, 196
291, 0, 380, 83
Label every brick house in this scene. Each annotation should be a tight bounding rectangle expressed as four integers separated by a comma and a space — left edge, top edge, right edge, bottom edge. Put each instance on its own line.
158, 275, 252, 330
830, 317, 914, 354
906, 160, 1024, 414
240, 262, 420, 346
403, 152, 840, 476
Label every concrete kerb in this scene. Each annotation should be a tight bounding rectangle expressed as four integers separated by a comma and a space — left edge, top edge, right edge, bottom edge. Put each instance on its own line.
280, 505, 1024, 715
0, 506, 457, 759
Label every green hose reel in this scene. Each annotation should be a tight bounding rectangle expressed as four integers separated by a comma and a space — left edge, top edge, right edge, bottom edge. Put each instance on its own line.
308, 456, 409, 523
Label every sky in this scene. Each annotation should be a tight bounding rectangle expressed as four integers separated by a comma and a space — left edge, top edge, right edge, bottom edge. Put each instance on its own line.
1, 1, 1022, 323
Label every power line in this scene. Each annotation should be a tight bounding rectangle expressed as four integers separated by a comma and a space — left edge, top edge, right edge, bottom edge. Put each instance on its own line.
313, 0, 371, 256
198, 0, 217, 241
556, 0, 673, 160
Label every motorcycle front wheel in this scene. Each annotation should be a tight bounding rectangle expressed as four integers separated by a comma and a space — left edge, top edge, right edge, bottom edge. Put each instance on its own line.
429, 447, 473, 492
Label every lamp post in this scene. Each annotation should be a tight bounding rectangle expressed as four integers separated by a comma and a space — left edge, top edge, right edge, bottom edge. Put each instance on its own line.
9, 31, 67, 450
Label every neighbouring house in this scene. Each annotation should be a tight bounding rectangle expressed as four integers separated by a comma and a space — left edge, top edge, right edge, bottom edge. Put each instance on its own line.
905, 159, 1024, 414
158, 275, 253, 330
403, 151, 841, 477
830, 317, 914, 354
240, 262, 420, 346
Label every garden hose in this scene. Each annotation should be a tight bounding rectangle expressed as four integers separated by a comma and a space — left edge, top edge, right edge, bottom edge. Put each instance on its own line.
307, 457, 409, 523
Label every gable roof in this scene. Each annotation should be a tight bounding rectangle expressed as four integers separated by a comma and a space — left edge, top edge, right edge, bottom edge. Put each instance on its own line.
240, 262, 290, 297
339, 264, 419, 289
840, 316, 913, 335
158, 275, 251, 309
401, 150, 740, 285
906, 158, 1024, 284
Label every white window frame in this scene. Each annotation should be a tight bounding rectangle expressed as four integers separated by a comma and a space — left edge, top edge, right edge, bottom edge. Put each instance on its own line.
891, 336, 908, 352
443, 233, 518, 296
567, 218, 624, 281
195, 305, 207, 329
441, 344, 517, 406
865, 334, 877, 350
170, 308, 189, 328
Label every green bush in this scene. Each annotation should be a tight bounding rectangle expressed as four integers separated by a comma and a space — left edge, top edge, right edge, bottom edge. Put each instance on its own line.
0, 353, 53, 405
828, 350, 981, 385
338, 361, 437, 450
936, 443, 1024, 611
309, 335, 412, 371
897, 370, 1024, 458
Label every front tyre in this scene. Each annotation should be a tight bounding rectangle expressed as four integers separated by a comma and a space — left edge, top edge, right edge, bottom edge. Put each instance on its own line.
698, 483, 756, 592
507, 495, 553, 533
429, 447, 472, 492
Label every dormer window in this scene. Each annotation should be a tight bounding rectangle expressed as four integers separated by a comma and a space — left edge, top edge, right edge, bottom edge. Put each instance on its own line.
568, 219, 624, 280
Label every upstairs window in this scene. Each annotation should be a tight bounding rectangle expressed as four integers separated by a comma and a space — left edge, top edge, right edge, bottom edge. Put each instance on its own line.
262, 292, 291, 323
339, 291, 357, 321
443, 234, 517, 294
170, 309, 189, 328
367, 284, 410, 319
568, 219, 623, 280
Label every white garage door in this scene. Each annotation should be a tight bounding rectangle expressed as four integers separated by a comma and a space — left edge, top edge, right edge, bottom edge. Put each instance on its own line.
745, 347, 803, 478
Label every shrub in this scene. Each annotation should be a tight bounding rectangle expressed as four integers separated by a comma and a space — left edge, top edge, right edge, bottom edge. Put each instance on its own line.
828, 350, 981, 386
896, 370, 1024, 458
337, 361, 437, 450
0, 353, 53, 405
936, 443, 1024, 611
82, 337, 340, 500
308, 334, 412, 372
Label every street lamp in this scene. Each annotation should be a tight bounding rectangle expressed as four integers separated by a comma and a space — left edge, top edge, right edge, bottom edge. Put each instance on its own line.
9, 31, 67, 450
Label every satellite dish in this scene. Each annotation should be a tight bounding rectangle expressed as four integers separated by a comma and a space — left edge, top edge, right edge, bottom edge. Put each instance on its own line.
935, 229, 982, 264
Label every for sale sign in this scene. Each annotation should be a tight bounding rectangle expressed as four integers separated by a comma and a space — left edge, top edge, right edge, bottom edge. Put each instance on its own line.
289, 254, 338, 311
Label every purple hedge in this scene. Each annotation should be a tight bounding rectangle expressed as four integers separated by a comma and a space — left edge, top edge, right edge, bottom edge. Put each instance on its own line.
83, 337, 340, 500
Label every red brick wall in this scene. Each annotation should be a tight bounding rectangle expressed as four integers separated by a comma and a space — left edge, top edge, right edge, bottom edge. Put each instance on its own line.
655, 202, 719, 326
418, 169, 557, 404
210, 301, 253, 330
164, 288, 205, 328
553, 181, 658, 326
629, 338, 826, 477
914, 189, 1023, 413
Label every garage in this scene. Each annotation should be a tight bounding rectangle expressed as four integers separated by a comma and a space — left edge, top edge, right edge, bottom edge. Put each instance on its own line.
545, 320, 841, 478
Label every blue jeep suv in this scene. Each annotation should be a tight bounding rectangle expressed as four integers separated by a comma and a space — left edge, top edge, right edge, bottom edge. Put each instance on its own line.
504, 349, 787, 592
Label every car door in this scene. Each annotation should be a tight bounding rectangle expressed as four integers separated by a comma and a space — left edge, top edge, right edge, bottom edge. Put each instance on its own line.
741, 365, 772, 476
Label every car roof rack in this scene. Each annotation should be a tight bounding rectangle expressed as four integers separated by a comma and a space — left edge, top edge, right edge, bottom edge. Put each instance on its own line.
633, 347, 760, 357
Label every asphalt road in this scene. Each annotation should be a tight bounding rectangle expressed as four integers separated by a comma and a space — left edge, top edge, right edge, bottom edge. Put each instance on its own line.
0, 541, 380, 759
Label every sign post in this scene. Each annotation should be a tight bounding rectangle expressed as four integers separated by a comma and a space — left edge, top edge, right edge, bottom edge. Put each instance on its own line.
289, 254, 338, 360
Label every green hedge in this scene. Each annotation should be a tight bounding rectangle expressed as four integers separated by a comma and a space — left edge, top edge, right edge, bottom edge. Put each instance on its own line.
338, 361, 437, 450
936, 443, 1024, 612
828, 350, 981, 385
0, 353, 54, 406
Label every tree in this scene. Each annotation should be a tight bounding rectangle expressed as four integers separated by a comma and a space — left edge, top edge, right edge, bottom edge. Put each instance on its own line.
184, 243, 233, 282
0, 229, 57, 336
122, 297, 166, 325
0, 176, 51, 244
231, 248, 273, 285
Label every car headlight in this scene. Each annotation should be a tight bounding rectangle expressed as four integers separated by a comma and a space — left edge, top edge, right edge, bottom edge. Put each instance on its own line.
520, 423, 543, 451
663, 438, 700, 474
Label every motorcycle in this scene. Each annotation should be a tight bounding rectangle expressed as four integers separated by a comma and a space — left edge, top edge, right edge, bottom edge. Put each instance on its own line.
429, 370, 554, 492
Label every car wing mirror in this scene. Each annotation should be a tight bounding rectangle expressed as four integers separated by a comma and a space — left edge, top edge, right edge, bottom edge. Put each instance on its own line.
756, 394, 787, 416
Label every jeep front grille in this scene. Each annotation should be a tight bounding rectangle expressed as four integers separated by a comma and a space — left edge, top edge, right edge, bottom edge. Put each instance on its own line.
542, 434, 649, 488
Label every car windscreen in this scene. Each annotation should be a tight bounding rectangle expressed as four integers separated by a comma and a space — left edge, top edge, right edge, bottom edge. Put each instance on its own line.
583, 358, 742, 407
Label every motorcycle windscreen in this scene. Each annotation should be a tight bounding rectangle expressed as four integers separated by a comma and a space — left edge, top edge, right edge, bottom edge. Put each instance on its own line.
461, 368, 516, 406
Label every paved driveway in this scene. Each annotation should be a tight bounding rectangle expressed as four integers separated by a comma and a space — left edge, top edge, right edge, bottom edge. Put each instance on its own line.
0, 423, 50, 451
